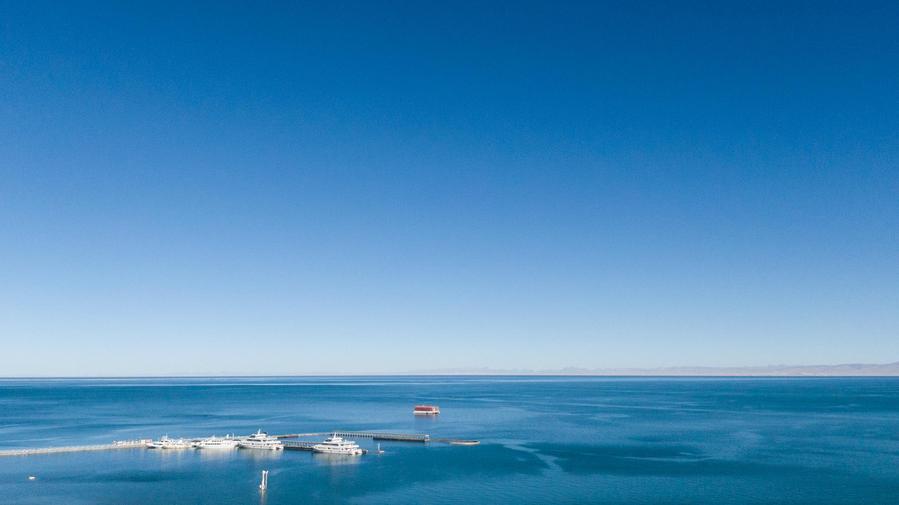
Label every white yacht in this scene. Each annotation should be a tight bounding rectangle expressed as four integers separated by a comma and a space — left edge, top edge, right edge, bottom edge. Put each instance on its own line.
193, 435, 239, 449
147, 436, 192, 449
313, 434, 364, 455
238, 430, 284, 451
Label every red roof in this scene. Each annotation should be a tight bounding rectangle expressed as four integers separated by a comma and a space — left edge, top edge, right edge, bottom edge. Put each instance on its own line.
414, 405, 438, 410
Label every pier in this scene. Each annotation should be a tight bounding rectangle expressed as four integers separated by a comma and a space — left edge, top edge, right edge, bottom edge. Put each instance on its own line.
0, 440, 148, 457
282, 431, 430, 450
332, 431, 430, 442
0, 431, 478, 457
282, 440, 320, 451
273, 432, 327, 439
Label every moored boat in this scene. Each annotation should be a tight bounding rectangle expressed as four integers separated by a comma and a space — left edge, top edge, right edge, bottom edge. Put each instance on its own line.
147, 436, 192, 449
413, 405, 440, 415
238, 430, 284, 450
193, 435, 239, 449
312, 433, 364, 455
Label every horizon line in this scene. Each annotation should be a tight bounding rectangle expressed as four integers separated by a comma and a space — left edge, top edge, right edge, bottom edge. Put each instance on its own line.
5, 360, 899, 380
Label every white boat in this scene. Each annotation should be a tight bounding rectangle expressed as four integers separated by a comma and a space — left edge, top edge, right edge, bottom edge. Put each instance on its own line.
238, 430, 284, 451
193, 435, 239, 449
147, 436, 192, 449
313, 434, 364, 455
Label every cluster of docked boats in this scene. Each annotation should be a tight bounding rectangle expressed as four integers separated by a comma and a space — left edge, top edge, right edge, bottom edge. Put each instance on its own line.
146, 430, 365, 455
146, 430, 283, 451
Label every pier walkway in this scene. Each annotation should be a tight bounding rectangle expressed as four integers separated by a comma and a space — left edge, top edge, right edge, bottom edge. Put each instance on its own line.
277, 431, 431, 443
332, 431, 430, 442
0, 440, 148, 457
273, 432, 327, 439
282, 440, 319, 451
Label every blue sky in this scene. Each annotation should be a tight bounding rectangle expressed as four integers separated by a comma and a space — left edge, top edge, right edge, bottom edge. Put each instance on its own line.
1, 1, 897, 375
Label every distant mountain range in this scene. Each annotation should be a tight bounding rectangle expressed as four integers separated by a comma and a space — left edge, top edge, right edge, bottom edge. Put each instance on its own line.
410, 362, 899, 376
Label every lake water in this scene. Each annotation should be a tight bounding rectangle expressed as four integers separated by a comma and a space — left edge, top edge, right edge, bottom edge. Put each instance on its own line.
1, 377, 898, 504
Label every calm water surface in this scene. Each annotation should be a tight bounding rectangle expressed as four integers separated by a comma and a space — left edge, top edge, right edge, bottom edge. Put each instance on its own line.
1, 377, 898, 504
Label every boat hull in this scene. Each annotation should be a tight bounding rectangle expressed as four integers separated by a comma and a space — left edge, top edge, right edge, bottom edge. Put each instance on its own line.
238, 443, 284, 450
195, 442, 239, 449
313, 447, 363, 455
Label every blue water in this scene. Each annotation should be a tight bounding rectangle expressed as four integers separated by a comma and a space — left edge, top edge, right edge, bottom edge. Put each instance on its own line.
2, 377, 899, 504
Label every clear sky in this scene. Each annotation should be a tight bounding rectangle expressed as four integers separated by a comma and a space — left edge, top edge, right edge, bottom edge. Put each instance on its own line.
1, 1, 897, 376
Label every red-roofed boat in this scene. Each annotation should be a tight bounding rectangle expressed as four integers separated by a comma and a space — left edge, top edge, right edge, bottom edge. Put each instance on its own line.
413, 405, 440, 416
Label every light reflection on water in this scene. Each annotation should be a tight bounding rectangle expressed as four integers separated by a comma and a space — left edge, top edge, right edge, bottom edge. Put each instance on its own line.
195, 448, 240, 462
311, 452, 363, 466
